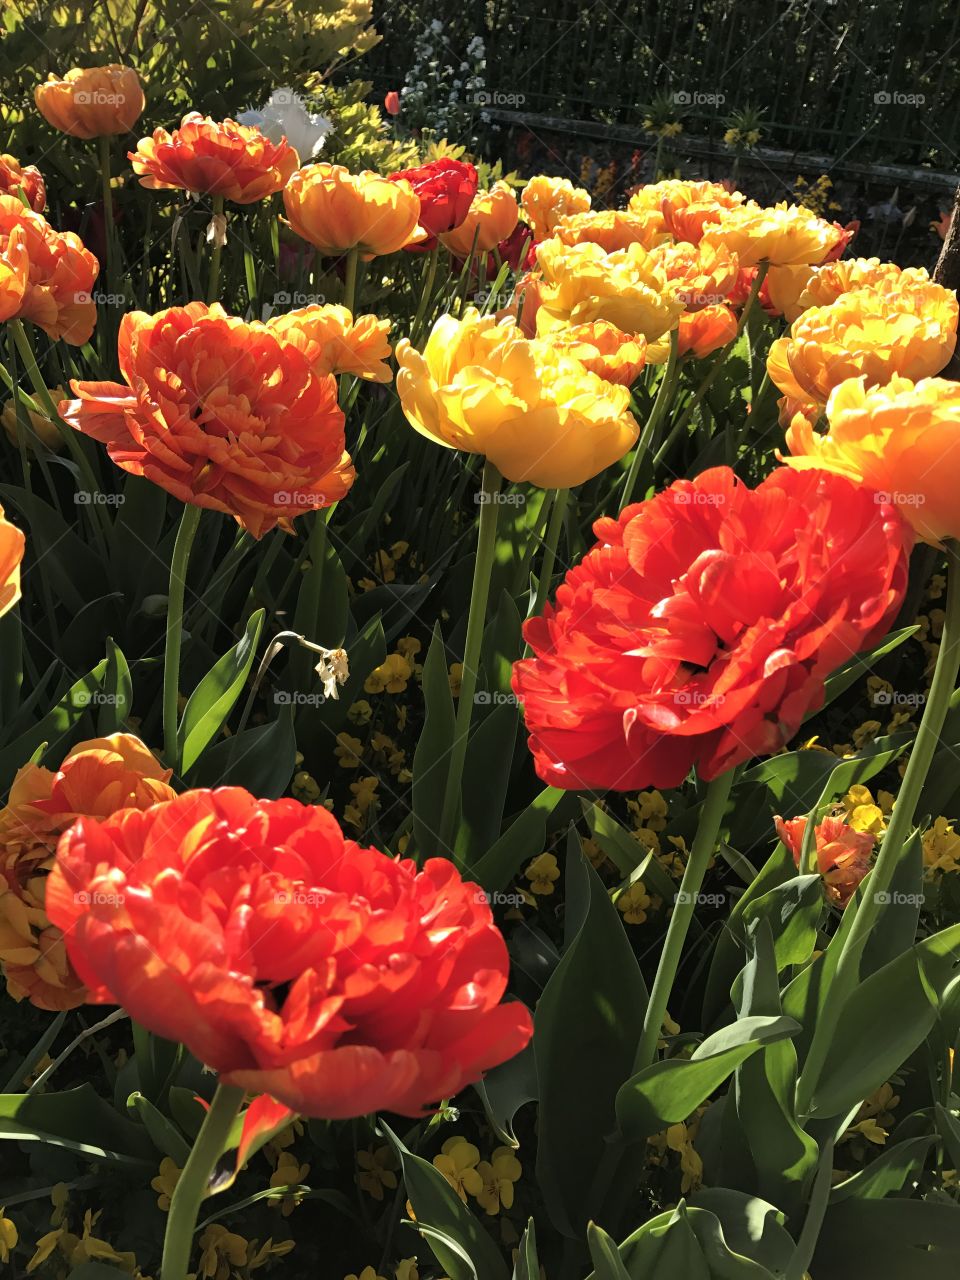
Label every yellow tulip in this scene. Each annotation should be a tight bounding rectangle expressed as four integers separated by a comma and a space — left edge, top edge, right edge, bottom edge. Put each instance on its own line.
701, 201, 843, 266
395, 309, 638, 487
439, 181, 519, 256
284, 164, 421, 258
35, 64, 145, 138
783, 374, 960, 546
520, 175, 590, 239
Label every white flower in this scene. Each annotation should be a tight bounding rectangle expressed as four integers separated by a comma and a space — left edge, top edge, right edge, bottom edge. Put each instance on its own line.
238, 88, 331, 161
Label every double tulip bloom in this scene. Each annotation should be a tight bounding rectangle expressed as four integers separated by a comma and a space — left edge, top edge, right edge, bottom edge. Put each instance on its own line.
551, 208, 670, 253
701, 201, 843, 266
0, 154, 46, 212
438, 180, 520, 257
0, 734, 174, 1011
521, 175, 591, 239
396, 309, 639, 487
35, 64, 145, 138
630, 177, 744, 244
784, 375, 960, 547
284, 163, 421, 258
0, 194, 99, 344
47, 787, 533, 1118
61, 303, 356, 537
513, 467, 912, 790
0, 504, 24, 619
131, 113, 299, 203
388, 158, 478, 250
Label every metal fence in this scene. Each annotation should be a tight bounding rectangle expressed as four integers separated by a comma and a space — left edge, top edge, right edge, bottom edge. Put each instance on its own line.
368, 0, 960, 167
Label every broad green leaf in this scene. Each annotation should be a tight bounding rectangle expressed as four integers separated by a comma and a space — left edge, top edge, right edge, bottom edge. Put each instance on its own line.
383, 1122, 508, 1280
178, 609, 265, 772
188, 706, 296, 796
98, 637, 133, 735
829, 1135, 934, 1202
740, 875, 823, 971
535, 848, 648, 1235
126, 1091, 191, 1164
616, 1016, 800, 1142
511, 1219, 539, 1280
457, 700, 518, 865
582, 801, 680, 906
817, 626, 919, 715
935, 1102, 960, 1170
411, 623, 456, 857
475, 1043, 536, 1148
472, 787, 563, 892
0, 1085, 155, 1166
814, 1198, 960, 1278
587, 1223, 633, 1280
0, 659, 108, 788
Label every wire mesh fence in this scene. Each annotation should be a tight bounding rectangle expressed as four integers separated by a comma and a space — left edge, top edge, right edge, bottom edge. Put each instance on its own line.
368, 0, 960, 168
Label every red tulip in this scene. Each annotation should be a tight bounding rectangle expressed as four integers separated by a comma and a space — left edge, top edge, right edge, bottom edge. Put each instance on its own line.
384, 91, 401, 117
47, 788, 532, 1118
388, 158, 478, 249
513, 467, 912, 791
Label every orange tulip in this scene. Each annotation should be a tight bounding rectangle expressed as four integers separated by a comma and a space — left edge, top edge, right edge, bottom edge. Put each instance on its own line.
0, 154, 45, 212
131, 113, 298, 203
783, 375, 960, 547
0, 734, 174, 1011
0, 504, 24, 618
646, 304, 738, 362
643, 179, 745, 244
549, 322, 647, 385
0, 224, 28, 323
2, 385, 66, 453
267, 304, 393, 382
549, 209, 669, 252
438, 181, 520, 257
61, 303, 355, 538
761, 264, 817, 322
0, 194, 98, 344
701, 202, 844, 266
35, 64, 145, 138
284, 164, 421, 258
795, 257, 931, 314
521, 175, 591, 239
648, 240, 741, 307
767, 282, 958, 414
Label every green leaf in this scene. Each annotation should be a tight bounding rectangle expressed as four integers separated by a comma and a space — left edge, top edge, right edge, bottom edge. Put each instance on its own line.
474, 1044, 536, 1148
98, 637, 133, 734
291, 517, 348, 688
511, 1219, 539, 1280
382, 1122, 508, 1280
534, 848, 648, 1235
829, 1135, 935, 1202
0, 660, 108, 788
809, 925, 960, 1119
814, 1198, 960, 1278
472, 787, 563, 893
742, 732, 911, 814
582, 801, 680, 906
178, 608, 265, 772
126, 1092, 191, 1164
457, 700, 518, 865
740, 876, 823, 971
587, 1222, 634, 1280
411, 623, 456, 856
0, 1085, 155, 1166
616, 1016, 800, 1142
62, 1265, 133, 1279
817, 626, 919, 715
187, 706, 296, 796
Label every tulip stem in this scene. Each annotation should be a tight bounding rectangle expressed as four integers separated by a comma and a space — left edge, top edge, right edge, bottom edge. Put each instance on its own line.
160, 1081, 245, 1280
529, 487, 568, 623
163, 503, 202, 772
633, 768, 734, 1072
437, 459, 502, 856
796, 538, 960, 1120
342, 245, 360, 315
97, 135, 115, 295
206, 196, 225, 305
410, 244, 441, 346
621, 328, 680, 510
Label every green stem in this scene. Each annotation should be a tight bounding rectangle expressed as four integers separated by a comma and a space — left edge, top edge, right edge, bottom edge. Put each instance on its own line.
784, 1139, 835, 1280
530, 487, 568, 621
342, 245, 360, 315
97, 134, 114, 293
437, 459, 502, 855
633, 768, 735, 1072
410, 243, 441, 346
8, 320, 109, 555
160, 1082, 245, 1280
206, 195, 225, 305
163, 504, 202, 771
621, 328, 680, 510
796, 539, 960, 1118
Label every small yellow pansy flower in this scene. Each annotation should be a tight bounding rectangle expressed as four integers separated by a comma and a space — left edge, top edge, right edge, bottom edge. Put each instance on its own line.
475, 1147, 522, 1215
525, 852, 560, 896
335, 732, 365, 768
433, 1137, 483, 1202
291, 770, 322, 803
348, 699, 374, 725
197, 1224, 249, 1280
397, 636, 421, 664
395, 1260, 419, 1280
448, 663, 463, 697
923, 817, 960, 875
345, 1266, 388, 1280
365, 653, 413, 694
270, 1151, 310, 1215
617, 881, 652, 925
151, 1157, 181, 1211
0, 1210, 17, 1264
249, 1238, 296, 1269
357, 1146, 399, 1201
